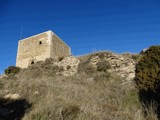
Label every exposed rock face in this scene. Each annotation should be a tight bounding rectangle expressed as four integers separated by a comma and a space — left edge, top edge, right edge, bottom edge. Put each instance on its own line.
55, 56, 80, 76
89, 52, 136, 81
55, 53, 136, 80
4, 94, 20, 100
140, 48, 148, 54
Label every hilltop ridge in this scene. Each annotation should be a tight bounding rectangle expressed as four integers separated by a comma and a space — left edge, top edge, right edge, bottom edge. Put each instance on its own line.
0, 51, 145, 120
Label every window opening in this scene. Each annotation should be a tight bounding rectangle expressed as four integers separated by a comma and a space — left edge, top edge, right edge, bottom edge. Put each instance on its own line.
39, 41, 42, 45
31, 61, 34, 64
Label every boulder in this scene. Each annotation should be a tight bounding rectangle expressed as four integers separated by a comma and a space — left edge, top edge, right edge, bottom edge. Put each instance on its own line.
4, 94, 20, 100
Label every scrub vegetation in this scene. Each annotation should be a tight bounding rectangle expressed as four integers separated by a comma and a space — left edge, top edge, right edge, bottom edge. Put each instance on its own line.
135, 45, 160, 119
1, 49, 159, 120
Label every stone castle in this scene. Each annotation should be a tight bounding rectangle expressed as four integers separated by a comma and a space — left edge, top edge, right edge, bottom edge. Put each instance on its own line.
16, 30, 71, 68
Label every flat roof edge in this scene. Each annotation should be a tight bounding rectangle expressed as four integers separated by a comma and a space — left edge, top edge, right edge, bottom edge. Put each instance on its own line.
18, 30, 71, 50
19, 30, 53, 41
53, 34, 70, 49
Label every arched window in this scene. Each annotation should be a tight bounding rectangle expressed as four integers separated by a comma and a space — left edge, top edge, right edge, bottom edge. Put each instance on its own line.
31, 61, 34, 64
39, 41, 42, 45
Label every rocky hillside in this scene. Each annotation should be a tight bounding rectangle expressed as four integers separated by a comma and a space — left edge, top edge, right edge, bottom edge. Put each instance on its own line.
51, 52, 136, 79
0, 51, 150, 120
55, 52, 137, 86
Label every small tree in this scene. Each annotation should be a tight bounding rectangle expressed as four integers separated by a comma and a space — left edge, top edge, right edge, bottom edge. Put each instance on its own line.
135, 46, 160, 91
4, 66, 21, 76
135, 45, 160, 118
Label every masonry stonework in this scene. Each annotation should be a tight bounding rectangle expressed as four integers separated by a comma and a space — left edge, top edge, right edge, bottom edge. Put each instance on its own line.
16, 30, 71, 68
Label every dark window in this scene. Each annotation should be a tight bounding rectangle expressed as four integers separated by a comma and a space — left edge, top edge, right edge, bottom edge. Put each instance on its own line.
31, 61, 34, 64
39, 41, 42, 45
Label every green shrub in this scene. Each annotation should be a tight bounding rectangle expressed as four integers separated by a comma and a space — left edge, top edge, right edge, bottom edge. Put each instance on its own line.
66, 65, 71, 70
58, 56, 64, 61
20, 62, 64, 79
135, 45, 160, 119
135, 46, 160, 91
96, 60, 111, 72
78, 52, 113, 74
78, 57, 95, 74
131, 54, 142, 62
44, 58, 55, 65
4, 66, 21, 76
78, 62, 95, 74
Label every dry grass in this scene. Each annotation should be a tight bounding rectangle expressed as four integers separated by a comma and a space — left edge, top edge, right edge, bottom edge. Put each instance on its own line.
121, 52, 142, 62
0, 52, 157, 120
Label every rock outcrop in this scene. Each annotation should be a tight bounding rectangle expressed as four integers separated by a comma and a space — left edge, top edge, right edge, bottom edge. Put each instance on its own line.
88, 52, 136, 81
54, 52, 136, 81
55, 56, 80, 76
4, 94, 20, 100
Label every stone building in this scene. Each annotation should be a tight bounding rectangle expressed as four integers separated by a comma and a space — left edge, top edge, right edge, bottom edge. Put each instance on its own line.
16, 30, 71, 68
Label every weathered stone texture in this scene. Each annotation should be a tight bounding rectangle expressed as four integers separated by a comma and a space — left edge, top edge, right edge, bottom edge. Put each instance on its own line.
51, 34, 71, 59
16, 30, 71, 68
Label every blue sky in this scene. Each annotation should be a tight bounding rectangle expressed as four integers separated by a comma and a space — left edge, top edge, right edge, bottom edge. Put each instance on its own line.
0, 0, 160, 73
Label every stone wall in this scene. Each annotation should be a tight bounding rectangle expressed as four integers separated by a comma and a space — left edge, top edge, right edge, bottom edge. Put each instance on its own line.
51, 34, 71, 59
16, 30, 71, 68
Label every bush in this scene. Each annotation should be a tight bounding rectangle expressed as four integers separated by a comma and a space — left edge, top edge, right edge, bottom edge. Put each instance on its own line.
18, 59, 64, 79
4, 66, 21, 76
135, 46, 160, 91
58, 56, 64, 61
78, 57, 95, 74
66, 65, 71, 70
96, 60, 111, 72
78, 52, 113, 74
135, 45, 160, 118
131, 54, 142, 62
